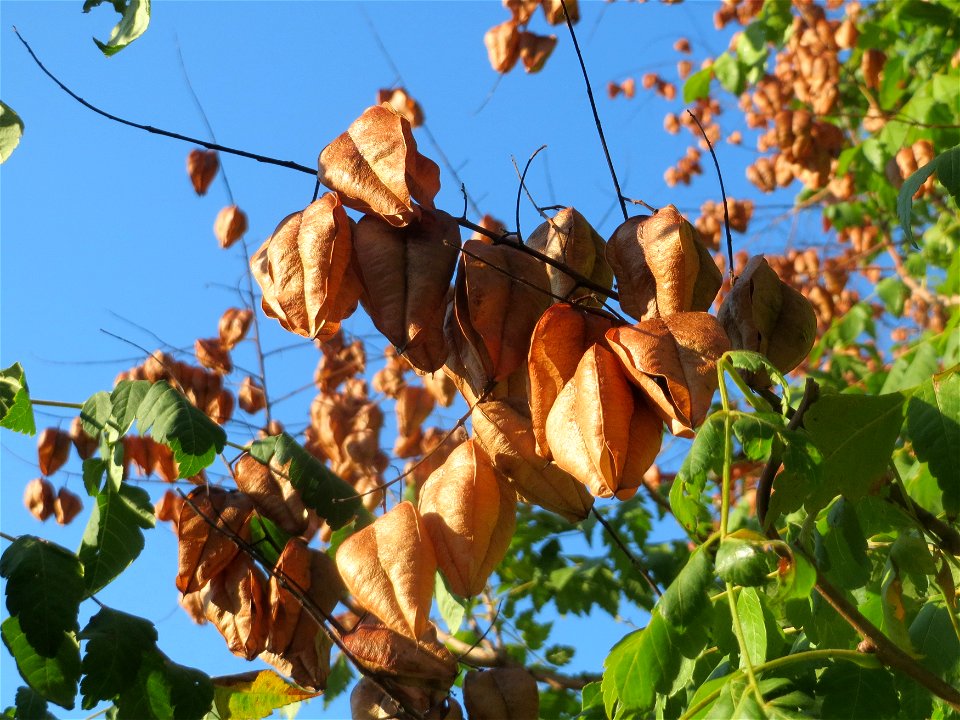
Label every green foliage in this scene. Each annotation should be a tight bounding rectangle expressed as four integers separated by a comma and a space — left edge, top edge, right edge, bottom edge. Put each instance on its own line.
113, 646, 213, 720
0, 363, 35, 436
0, 101, 24, 164
906, 368, 960, 514
82, 0, 151, 56
1, 618, 80, 711
210, 670, 317, 720
78, 607, 158, 710
899, 145, 960, 244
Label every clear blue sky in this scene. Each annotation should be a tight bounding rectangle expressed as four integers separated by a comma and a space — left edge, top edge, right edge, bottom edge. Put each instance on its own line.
0, 2, 810, 717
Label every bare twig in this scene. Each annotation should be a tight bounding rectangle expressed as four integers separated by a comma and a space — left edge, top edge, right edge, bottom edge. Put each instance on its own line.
686, 109, 733, 276
591, 506, 662, 597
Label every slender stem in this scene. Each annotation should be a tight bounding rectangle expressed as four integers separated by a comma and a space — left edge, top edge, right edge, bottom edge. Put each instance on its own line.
686, 109, 734, 277
591, 506, 661, 597
31, 399, 84, 410
0, 531, 18, 543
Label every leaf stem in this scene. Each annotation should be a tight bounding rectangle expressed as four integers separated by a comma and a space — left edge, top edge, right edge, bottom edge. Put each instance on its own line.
30, 399, 84, 410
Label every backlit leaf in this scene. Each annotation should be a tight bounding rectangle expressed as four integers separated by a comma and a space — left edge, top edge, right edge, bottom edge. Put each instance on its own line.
670, 415, 723, 536
898, 145, 960, 243
736, 587, 768, 665
602, 610, 680, 718
0, 101, 24, 164
212, 670, 319, 720
83, 0, 151, 56
660, 546, 712, 630
1, 617, 79, 711
0, 363, 35, 436
906, 368, 960, 515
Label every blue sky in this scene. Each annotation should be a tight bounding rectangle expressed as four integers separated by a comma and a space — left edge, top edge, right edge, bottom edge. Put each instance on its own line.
0, 2, 809, 716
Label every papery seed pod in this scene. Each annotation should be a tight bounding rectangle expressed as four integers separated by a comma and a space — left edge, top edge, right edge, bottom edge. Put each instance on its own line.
206, 388, 234, 425
343, 623, 458, 691
463, 667, 539, 720
422, 370, 456, 408
155, 489, 184, 524
233, 454, 309, 536
238, 376, 267, 414
318, 105, 440, 227
37, 427, 71, 477
195, 338, 232, 375
376, 87, 424, 128
861, 49, 886, 90
395, 385, 436, 439
674, 38, 691, 53
52, 487, 83, 525
176, 486, 254, 593
199, 553, 270, 660
517, 32, 557, 74
218, 308, 253, 350
419, 440, 517, 597
69, 416, 98, 460
187, 149, 219, 196
214, 205, 248, 249
541, 0, 578, 25
251, 192, 363, 341
335, 501, 437, 640
504, 0, 540, 24
24, 477, 55, 522
484, 20, 521, 73
526, 207, 612, 301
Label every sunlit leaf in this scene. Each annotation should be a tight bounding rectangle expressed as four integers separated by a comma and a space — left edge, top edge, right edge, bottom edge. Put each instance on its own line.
602, 610, 680, 717
659, 546, 712, 631
905, 368, 960, 515
1, 617, 79, 711
212, 670, 319, 720
0, 363, 36, 436
83, 0, 151, 56
898, 145, 960, 243
0, 101, 24, 164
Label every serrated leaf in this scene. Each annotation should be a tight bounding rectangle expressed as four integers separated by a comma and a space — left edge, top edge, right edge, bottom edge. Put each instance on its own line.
716, 536, 774, 587
80, 391, 111, 439
110, 380, 150, 434
818, 664, 898, 719
212, 670, 318, 720
671, 415, 724, 535
660, 547, 713, 630
84, 0, 151, 56
134, 382, 226, 477
79, 607, 158, 710
249, 433, 360, 529
898, 145, 960, 244
434, 572, 466, 635
736, 587, 768, 666
602, 610, 680, 717
78, 482, 155, 596
1, 617, 80, 710
906, 368, 960, 514
322, 653, 353, 709
0, 363, 36, 436
14, 686, 56, 720
115, 648, 212, 720
803, 392, 905, 510
0, 537, 84, 657
0, 101, 24, 164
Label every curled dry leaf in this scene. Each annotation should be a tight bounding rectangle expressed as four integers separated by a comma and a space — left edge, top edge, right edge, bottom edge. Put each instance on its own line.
335, 501, 437, 640
545, 344, 662, 500
37, 427, 71, 476
353, 209, 461, 372
251, 192, 362, 341
176, 486, 254, 593
541, 0, 579, 24
463, 667, 539, 720
527, 303, 618, 457
484, 20, 521, 74
218, 308, 253, 350
238, 376, 267, 414
155, 489, 184, 524
717, 255, 817, 380
606, 313, 730, 437
187, 149, 219, 196
69, 416, 99, 460
471, 398, 594, 522
376, 87, 425, 128
526, 208, 613, 301
606, 206, 721, 322
233, 454, 309, 537
395, 385, 436, 439
343, 623, 458, 691
199, 553, 270, 660
518, 31, 557, 73
23, 478, 55, 522
419, 440, 517, 597
195, 338, 233, 375
318, 104, 440, 227
214, 205, 248, 249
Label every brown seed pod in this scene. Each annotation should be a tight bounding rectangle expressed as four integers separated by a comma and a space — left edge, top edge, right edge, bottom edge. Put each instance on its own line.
69, 416, 99, 460
23, 478, 55, 522
463, 667, 539, 720
195, 338, 233, 375
187, 149, 219, 196
484, 20, 521, 74
37, 428, 72, 477
238, 376, 267, 414
525, 208, 613, 301
218, 308, 253, 350
214, 205, 248, 249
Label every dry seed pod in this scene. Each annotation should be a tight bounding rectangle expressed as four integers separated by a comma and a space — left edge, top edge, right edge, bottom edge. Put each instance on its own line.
69, 416, 98, 460
195, 338, 232, 375
218, 308, 253, 350
176, 486, 254, 593
517, 31, 557, 74
214, 205, 248, 249
525, 208, 613, 301
717, 255, 817, 380
422, 370, 456, 408
37, 428, 71, 476
419, 440, 517, 597
606, 206, 721, 321
463, 667, 539, 720
541, 0, 578, 25
395, 385, 436, 439
52, 487, 83, 525
335, 501, 437, 640
238, 376, 267, 414
251, 192, 362, 341
606, 313, 730, 437
545, 345, 662, 500
376, 87, 424, 128
23, 478, 55, 522
484, 20, 521, 73
318, 104, 440, 227
233, 454, 309, 536
199, 553, 270, 660
342, 623, 458, 691
187, 149, 219, 196
155, 489, 184, 524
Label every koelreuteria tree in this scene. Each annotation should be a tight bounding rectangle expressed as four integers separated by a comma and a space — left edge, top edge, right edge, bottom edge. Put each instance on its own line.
1, 1, 959, 719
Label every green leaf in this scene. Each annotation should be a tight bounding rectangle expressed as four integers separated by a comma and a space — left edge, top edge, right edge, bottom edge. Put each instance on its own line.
910, 603, 960, 679
82, 458, 107, 497
1, 617, 80, 711
580, 680, 606, 719
249, 433, 361, 529
816, 500, 871, 589
322, 653, 353, 709
0, 363, 36, 436
247, 515, 291, 568
79, 607, 158, 710
545, 644, 575, 666
736, 587, 768, 666
14, 686, 56, 720
716, 536, 774, 587
712, 53, 744, 94
434, 572, 466, 635
80, 391, 111, 438
78, 482, 155, 596
898, 145, 960, 243
83, 0, 151, 56
134, 381, 226, 477
881, 340, 940, 394
775, 551, 816, 602
906, 368, 960, 514
0, 537, 84, 657
684, 67, 713, 103
115, 648, 213, 720
803, 392, 905, 509
875, 277, 909, 317
211, 670, 318, 720
110, 380, 150, 435
659, 546, 713, 630
818, 664, 898, 719
0, 101, 24, 164
671, 415, 724, 536
602, 610, 680, 717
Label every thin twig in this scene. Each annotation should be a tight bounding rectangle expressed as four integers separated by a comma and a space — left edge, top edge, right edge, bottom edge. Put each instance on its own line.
591, 506, 662, 597
686, 109, 734, 277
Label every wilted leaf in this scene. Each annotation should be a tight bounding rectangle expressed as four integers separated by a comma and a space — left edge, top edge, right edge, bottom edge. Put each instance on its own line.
353, 209, 461, 372
419, 440, 517, 597
336, 501, 436, 640
185, 148, 218, 195
318, 104, 440, 227
251, 192, 362, 342
463, 667, 539, 719
342, 622, 457, 691
176, 486, 254, 593
212, 670, 320, 720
